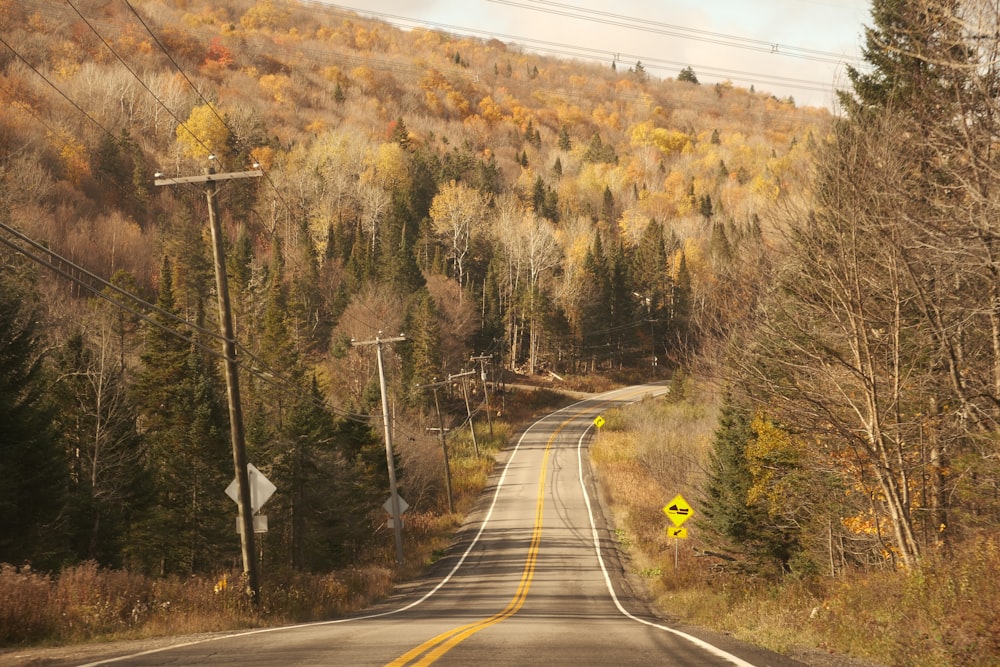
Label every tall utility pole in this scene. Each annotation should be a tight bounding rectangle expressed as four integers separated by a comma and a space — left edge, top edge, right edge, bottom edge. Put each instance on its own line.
418, 379, 454, 514
352, 333, 406, 566
470, 354, 494, 438
450, 370, 479, 457
155, 164, 262, 600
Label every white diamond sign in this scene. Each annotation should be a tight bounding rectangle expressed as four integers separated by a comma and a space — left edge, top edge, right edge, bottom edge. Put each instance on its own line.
383, 494, 409, 517
226, 463, 276, 513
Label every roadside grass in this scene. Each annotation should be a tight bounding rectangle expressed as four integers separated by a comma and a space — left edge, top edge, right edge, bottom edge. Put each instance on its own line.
590, 383, 1000, 667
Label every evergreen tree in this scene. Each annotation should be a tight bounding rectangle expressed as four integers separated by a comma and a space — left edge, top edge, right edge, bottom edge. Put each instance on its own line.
631, 219, 672, 368
678, 66, 699, 84
839, 0, 963, 116
261, 238, 299, 372
263, 377, 345, 571
542, 188, 560, 223
601, 186, 615, 223
128, 257, 232, 575
583, 133, 617, 164
391, 117, 410, 148
0, 270, 66, 567
532, 176, 546, 213
380, 213, 426, 295
54, 330, 143, 566
699, 194, 714, 219
703, 397, 806, 574
400, 290, 443, 406
607, 239, 634, 366
578, 234, 612, 369
702, 399, 769, 558
558, 125, 572, 151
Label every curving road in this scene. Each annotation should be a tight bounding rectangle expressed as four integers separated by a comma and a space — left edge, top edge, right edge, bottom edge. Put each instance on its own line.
75, 384, 804, 667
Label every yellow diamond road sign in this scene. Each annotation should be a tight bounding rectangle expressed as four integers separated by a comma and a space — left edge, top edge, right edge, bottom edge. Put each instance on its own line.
663, 493, 693, 527
593, 415, 605, 429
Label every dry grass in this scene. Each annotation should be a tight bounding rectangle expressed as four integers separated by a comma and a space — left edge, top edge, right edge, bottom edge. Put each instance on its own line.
0, 561, 393, 647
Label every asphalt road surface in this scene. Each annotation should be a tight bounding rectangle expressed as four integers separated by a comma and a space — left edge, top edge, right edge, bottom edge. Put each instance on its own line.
68, 384, 805, 667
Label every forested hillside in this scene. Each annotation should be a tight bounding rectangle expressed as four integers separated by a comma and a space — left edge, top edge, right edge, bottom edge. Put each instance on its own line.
0, 0, 826, 576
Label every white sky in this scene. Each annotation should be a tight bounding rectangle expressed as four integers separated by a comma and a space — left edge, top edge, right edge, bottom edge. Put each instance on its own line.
323, 0, 872, 110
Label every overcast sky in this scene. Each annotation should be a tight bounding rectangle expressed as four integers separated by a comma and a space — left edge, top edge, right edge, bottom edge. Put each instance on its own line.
322, 0, 871, 109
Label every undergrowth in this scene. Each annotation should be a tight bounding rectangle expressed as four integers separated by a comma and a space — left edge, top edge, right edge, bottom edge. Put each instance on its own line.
590, 386, 1000, 667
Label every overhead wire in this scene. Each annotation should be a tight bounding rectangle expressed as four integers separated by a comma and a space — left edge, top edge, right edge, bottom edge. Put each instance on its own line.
0, 219, 398, 429
0, 4, 422, 432
64, 0, 220, 167
487, 0, 864, 65
315, 0, 860, 95
1, 1, 821, 432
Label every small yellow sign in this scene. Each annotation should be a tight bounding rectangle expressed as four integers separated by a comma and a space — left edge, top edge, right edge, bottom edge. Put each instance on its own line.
667, 526, 688, 539
593, 415, 606, 429
663, 493, 693, 527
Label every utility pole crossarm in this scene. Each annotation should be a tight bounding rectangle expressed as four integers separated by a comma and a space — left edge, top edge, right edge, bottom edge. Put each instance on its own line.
155, 170, 262, 186
351, 335, 406, 347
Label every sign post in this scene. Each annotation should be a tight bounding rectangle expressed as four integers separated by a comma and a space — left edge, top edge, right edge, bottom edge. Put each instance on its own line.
663, 493, 693, 569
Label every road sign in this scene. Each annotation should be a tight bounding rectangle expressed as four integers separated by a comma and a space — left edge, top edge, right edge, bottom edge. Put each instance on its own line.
226, 463, 276, 514
667, 526, 688, 539
663, 494, 693, 527
593, 415, 606, 429
383, 494, 409, 517
236, 515, 269, 534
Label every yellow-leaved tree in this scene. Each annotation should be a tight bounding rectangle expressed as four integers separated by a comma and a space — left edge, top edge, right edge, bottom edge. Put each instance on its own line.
175, 104, 230, 161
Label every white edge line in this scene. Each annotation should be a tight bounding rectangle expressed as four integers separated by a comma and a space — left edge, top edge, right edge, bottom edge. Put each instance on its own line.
575, 392, 759, 667
77, 392, 598, 667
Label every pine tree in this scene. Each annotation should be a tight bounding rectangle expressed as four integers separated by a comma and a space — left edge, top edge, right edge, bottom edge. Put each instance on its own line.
703, 398, 805, 574
557, 125, 571, 151
0, 270, 66, 567
701, 399, 769, 558
400, 290, 443, 406
678, 66, 699, 84
128, 256, 232, 575
578, 234, 612, 369
839, 0, 963, 116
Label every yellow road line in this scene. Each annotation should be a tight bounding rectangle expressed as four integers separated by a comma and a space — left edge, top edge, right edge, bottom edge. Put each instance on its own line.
385, 405, 589, 667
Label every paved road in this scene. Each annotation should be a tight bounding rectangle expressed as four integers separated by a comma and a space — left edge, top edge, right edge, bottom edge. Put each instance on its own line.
72, 384, 804, 667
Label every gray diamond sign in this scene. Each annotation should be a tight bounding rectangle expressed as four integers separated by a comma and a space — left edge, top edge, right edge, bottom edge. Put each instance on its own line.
226, 463, 276, 514
383, 494, 409, 517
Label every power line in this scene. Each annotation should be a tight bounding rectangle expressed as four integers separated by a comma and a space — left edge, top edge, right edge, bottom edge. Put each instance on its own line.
0, 220, 382, 428
318, 0, 860, 94
64, 0, 219, 165
488, 0, 863, 65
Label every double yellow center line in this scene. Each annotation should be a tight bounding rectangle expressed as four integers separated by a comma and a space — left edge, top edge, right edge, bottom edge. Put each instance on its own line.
386, 403, 597, 667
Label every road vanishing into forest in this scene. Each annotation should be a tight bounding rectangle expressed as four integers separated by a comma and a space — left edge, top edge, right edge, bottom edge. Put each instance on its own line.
62, 384, 804, 667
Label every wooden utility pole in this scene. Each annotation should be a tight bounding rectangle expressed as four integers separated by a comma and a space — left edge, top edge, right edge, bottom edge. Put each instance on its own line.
352, 333, 406, 566
470, 354, 494, 437
155, 164, 262, 600
419, 379, 454, 514
449, 370, 479, 457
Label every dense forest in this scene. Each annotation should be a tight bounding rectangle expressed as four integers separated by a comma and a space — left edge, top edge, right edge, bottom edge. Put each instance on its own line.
10, 0, 1000, 614
0, 0, 824, 577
